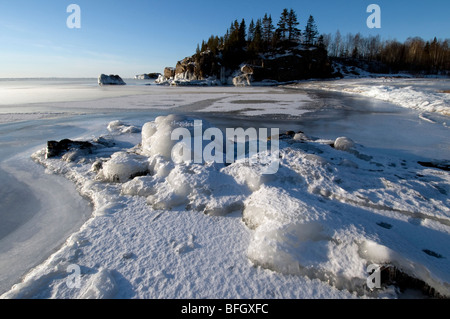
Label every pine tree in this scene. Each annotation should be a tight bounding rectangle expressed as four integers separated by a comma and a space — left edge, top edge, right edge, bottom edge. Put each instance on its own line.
249, 18, 263, 53
248, 19, 255, 42
262, 14, 275, 44
195, 43, 201, 61
304, 15, 318, 46
317, 34, 325, 49
201, 40, 207, 52
238, 19, 247, 47
287, 9, 301, 42
276, 8, 289, 41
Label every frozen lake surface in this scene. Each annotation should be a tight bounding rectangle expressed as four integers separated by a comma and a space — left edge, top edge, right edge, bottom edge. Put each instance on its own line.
0, 78, 448, 298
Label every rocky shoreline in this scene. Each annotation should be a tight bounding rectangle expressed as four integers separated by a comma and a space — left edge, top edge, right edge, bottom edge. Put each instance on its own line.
155, 45, 336, 87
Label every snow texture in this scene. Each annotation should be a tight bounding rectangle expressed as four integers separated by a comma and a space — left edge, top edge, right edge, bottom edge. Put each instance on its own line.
2, 113, 449, 299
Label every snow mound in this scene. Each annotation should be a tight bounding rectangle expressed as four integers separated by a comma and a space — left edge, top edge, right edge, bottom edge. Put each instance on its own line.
78, 268, 118, 299
107, 120, 141, 134
97, 152, 149, 183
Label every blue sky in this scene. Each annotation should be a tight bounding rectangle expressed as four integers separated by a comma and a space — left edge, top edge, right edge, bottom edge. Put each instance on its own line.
1, 0, 449, 78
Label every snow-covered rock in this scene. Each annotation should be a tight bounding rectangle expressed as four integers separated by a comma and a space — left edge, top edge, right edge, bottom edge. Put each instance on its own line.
98, 74, 126, 86
97, 152, 149, 183
233, 74, 252, 87
334, 137, 356, 151
107, 120, 141, 134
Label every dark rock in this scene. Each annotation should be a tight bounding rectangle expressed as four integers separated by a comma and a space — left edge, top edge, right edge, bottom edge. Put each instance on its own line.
46, 139, 94, 159
164, 67, 175, 79
418, 161, 450, 171
380, 265, 447, 298
147, 73, 161, 79
175, 57, 197, 81
377, 222, 393, 229
135, 73, 161, 80
268, 130, 301, 141
423, 249, 444, 259
98, 74, 126, 86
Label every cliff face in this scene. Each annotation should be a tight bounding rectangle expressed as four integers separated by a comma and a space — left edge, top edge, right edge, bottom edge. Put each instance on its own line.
157, 45, 335, 86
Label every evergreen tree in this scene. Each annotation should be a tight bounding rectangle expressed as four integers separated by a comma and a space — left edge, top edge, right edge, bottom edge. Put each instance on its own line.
195, 43, 201, 61
249, 18, 263, 53
248, 19, 255, 42
225, 20, 241, 49
238, 19, 247, 47
287, 9, 301, 42
262, 14, 275, 44
304, 15, 318, 46
276, 9, 289, 41
317, 34, 325, 49
207, 35, 220, 54
201, 40, 207, 52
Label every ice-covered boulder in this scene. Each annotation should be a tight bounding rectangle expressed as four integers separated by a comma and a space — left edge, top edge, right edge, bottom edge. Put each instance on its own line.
333, 137, 355, 151
98, 74, 126, 86
97, 152, 149, 183
107, 120, 141, 134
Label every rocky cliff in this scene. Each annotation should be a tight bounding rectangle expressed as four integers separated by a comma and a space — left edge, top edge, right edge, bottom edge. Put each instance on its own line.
156, 45, 335, 86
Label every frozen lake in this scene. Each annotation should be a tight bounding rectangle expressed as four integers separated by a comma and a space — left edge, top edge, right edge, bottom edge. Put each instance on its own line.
0, 78, 449, 297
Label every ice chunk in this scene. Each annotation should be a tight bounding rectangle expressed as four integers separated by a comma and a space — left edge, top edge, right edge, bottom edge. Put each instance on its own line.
142, 114, 189, 159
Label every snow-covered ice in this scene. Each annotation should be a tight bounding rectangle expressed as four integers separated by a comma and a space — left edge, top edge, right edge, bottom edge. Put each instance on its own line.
0, 78, 449, 299
295, 78, 450, 117
2, 112, 449, 299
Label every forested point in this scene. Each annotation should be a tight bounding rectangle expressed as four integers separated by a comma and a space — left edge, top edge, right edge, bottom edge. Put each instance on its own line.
195, 9, 322, 70
195, 8, 449, 76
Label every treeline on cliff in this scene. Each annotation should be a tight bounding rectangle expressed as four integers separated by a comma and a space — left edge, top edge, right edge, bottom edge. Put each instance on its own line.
171, 8, 449, 83
195, 9, 323, 70
177, 8, 333, 83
